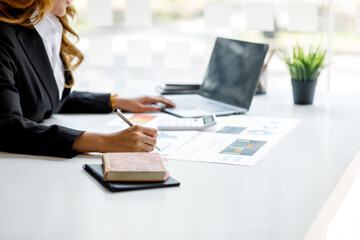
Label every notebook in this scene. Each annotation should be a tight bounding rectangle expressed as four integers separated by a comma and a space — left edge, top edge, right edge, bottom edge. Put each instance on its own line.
83, 164, 180, 192
162, 37, 269, 118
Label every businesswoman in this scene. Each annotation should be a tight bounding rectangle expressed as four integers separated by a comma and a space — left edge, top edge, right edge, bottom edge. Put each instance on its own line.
0, 0, 175, 157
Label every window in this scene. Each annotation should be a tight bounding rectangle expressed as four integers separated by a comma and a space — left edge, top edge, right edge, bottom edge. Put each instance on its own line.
70, 0, 360, 94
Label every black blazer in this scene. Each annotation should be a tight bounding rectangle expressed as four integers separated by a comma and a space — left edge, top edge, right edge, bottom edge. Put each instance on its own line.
0, 21, 112, 158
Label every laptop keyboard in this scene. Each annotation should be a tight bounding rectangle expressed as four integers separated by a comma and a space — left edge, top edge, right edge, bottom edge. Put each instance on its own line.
197, 101, 235, 112
175, 97, 236, 112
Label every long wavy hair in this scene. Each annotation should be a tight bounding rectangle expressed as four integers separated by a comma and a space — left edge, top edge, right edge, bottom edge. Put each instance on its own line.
0, 0, 84, 88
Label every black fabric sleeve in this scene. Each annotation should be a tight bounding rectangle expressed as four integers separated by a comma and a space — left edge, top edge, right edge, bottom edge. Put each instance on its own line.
1, 117, 84, 158
0, 40, 84, 158
59, 91, 112, 113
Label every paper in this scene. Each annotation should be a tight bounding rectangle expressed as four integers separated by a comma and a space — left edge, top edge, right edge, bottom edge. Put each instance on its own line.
125, 40, 152, 68
164, 42, 191, 70
125, 0, 152, 27
129, 114, 156, 124
163, 116, 300, 166
156, 131, 199, 154
87, 0, 113, 26
288, 3, 318, 32
245, 2, 274, 31
88, 37, 114, 66
204, 1, 232, 28
107, 113, 157, 127
107, 114, 299, 166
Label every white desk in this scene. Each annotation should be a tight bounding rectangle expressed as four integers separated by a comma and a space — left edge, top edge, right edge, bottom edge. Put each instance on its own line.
1, 91, 360, 240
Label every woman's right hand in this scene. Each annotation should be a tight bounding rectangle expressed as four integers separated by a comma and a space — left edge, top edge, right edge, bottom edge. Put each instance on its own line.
72, 125, 158, 153
102, 125, 158, 152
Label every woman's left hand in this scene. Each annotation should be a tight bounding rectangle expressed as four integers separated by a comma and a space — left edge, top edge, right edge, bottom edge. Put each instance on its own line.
114, 96, 176, 113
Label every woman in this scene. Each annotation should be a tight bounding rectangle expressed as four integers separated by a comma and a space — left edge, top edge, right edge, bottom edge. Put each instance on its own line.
0, 0, 175, 157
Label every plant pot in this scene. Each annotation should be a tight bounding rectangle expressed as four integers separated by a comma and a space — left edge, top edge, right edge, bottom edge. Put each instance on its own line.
291, 79, 317, 105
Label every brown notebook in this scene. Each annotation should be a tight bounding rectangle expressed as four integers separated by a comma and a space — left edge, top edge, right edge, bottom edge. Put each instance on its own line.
102, 152, 168, 182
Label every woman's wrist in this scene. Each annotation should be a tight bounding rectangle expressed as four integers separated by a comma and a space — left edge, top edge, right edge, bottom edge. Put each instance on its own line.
113, 97, 126, 110
73, 132, 108, 153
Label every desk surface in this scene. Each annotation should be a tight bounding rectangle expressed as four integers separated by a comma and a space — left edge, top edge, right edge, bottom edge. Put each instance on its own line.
1, 91, 360, 240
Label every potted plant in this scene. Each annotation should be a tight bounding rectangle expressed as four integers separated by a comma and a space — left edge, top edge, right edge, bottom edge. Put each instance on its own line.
281, 43, 327, 104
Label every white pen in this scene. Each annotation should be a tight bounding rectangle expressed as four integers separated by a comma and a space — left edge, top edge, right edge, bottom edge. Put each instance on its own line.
114, 109, 161, 152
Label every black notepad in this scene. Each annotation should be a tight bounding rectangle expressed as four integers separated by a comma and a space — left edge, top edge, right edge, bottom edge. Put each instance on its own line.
83, 164, 180, 192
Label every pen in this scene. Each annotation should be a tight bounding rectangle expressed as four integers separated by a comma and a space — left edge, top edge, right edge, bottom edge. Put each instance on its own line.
114, 109, 161, 152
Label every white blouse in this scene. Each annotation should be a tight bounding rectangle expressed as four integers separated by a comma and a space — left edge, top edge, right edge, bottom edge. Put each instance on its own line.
34, 13, 65, 100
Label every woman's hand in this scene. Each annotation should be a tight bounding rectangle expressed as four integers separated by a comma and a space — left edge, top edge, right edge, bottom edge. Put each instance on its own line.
102, 125, 158, 152
114, 96, 176, 113
72, 125, 158, 153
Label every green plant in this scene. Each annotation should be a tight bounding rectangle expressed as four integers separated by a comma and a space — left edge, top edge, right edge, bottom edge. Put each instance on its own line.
281, 42, 327, 82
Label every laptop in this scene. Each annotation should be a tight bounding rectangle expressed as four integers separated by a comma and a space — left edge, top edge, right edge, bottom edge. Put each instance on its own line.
162, 37, 269, 118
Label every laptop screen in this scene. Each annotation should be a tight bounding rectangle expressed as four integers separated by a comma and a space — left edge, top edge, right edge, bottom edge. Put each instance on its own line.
200, 38, 269, 110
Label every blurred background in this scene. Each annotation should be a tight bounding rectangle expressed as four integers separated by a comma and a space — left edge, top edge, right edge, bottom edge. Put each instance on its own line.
69, 0, 360, 97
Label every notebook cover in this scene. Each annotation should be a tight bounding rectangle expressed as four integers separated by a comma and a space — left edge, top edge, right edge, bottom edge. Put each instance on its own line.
83, 164, 180, 192
102, 152, 166, 182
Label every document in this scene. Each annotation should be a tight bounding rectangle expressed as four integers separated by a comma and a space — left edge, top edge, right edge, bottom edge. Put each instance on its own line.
106, 114, 300, 166
107, 113, 156, 127
162, 115, 300, 166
